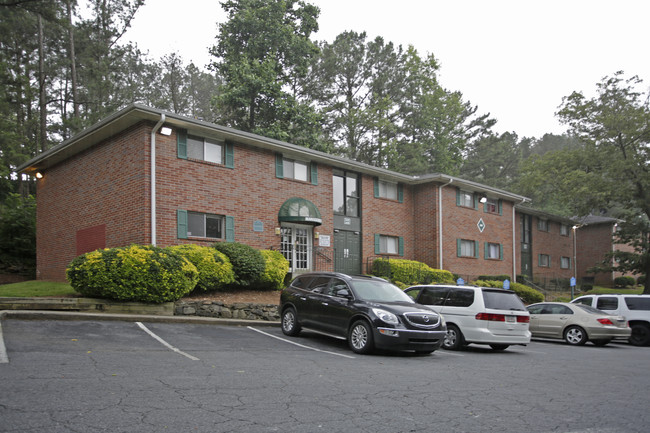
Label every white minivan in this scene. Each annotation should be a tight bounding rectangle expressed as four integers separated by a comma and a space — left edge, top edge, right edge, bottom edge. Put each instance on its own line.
405, 285, 531, 351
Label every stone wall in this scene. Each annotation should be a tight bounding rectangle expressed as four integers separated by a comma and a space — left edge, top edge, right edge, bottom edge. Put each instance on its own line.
175, 300, 280, 321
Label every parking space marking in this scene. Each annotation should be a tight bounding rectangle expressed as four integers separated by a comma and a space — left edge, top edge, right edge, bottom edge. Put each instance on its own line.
0, 322, 8, 363
248, 326, 356, 359
136, 322, 200, 361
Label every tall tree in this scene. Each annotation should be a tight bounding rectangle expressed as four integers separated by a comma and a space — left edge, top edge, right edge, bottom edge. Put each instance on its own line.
520, 72, 650, 292
210, 0, 322, 146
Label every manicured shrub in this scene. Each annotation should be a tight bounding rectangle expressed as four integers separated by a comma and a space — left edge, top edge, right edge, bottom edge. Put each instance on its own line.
166, 244, 235, 292
614, 276, 636, 287
66, 245, 198, 303
371, 258, 454, 286
213, 242, 265, 288
256, 249, 290, 290
477, 275, 511, 282
473, 279, 544, 304
638, 275, 646, 285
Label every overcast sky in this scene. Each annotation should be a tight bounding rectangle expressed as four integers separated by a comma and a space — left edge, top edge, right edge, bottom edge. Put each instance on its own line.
122, 0, 650, 138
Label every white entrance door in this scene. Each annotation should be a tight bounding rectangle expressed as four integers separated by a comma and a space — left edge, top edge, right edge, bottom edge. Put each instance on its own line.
280, 224, 312, 272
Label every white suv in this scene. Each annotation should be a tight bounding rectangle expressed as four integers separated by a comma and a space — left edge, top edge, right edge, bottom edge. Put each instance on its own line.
405, 285, 531, 351
571, 294, 650, 346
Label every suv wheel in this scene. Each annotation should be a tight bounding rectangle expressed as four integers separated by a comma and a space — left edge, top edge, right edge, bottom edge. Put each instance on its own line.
281, 307, 301, 336
443, 324, 464, 350
629, 323, 650, 346
349, 320, 374, 354
564, 325, 587, 345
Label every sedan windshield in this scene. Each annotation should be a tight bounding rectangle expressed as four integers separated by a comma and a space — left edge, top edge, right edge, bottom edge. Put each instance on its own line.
351, 280, 414, 303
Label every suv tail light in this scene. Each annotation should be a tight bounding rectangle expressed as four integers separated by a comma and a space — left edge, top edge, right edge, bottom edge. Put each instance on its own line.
597, 318, 614, 325
475, 313, 529, 323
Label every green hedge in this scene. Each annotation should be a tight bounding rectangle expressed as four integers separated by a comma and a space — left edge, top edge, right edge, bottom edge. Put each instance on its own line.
371, 258, 455, 286
614, 276, 636, 287
213, 242, 266, 288
473, 279, 544, 304
66, 245, 198, 303
256, 250, 290, 290
167, 244, 235, 292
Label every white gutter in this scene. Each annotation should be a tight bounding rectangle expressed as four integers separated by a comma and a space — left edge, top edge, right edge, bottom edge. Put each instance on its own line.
151, 114, 165, 246
438, 178, 453, 269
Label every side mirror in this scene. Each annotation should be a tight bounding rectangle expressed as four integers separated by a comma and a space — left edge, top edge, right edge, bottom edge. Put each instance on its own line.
335, 288, 351, 298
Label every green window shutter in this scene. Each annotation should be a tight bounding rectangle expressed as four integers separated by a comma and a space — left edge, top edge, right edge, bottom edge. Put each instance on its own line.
499, 244, 503, 260
538, 254, 542, 266
225, 216, 235, 242
177, 129, 187, 159
374, 178, 379, 198
224, 141, 234, 168
498, 199, 503, 216
275, 153, 284, 178
374, 234, 381, 254
398, 184, 403, 203
483, 201, 487, 212
177, 209, 188, 239
484, 242, 488, 259
398, 237, 404, 256
473, 194, 479, 210
456, 188, 461, 206
310, 162, 318, 185
474, 240, 479, 258
569, 257, 572, 270
456, 239, 461, 257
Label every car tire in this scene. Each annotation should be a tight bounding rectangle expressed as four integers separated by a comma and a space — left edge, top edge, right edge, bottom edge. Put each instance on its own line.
281, 307, 301, 336
489, 344, 510, 351
629, 323, 650, 346
443, 324, 464, 350
348, 320, 374, 354
564, 325, 587, 345
591, 339, 611, 346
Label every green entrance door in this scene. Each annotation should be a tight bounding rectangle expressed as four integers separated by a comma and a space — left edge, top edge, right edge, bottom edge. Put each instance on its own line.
334, 230, 361, 275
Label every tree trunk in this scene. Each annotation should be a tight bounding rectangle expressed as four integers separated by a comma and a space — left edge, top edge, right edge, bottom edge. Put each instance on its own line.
38, 14, 47, 153
67, 0, 79, 120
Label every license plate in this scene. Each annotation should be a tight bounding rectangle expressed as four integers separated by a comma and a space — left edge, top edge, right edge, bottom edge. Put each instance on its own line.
506, 316, 516, 323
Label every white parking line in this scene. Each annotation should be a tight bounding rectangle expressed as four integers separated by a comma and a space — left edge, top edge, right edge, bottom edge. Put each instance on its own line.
248, 326, 356, 359
0, 322, 8, 363
136, 322, 200, 361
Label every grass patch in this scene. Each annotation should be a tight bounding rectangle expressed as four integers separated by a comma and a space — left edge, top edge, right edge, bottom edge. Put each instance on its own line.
0, 280, 78, 297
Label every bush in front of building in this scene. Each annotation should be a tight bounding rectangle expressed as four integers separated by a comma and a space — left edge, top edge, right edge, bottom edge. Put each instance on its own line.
66, 245, 199, 302
213, 242, 266, 288
371, 258, 455, 286
477, 274, 511, 282
256, 249, 290, 290
166, 244, 235, 292
614, 276, 636, 288
473, 279, 544, 304
639, 275, 646, 285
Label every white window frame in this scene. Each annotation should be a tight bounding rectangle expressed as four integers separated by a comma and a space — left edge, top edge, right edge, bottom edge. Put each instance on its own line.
283, 158, 309, 182
538, 219, 549, 232
539, 254, 551, 267
459, 239, 476, 257
379, 235, 399, 254
187, 134, 224, 164
486, 242, 501, 260
485, 198, 499, 214
561, 256, 571, 269
378, 180, 398, 200
187, 212, 225, 239
560, 224, 569, 236
459, 191, 474, 208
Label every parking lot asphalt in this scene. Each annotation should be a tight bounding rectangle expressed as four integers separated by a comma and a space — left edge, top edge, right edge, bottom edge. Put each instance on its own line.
2, 311, 650, 433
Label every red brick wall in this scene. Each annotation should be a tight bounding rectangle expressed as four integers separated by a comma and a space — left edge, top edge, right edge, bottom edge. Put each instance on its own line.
36, 123, 150, 281
439, 187, 515, 280
413, 183, 439, 268
577, 223, 614, 286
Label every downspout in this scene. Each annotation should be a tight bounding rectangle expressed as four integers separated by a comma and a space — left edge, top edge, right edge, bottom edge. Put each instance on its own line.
151, 114, 165, 246
438, 178, 453, 269
512, 198, 527, 282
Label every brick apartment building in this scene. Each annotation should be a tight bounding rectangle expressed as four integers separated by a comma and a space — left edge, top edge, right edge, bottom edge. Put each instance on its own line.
19, 104, 579, 285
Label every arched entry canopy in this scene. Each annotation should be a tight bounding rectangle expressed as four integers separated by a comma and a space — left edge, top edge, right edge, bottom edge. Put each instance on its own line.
278, 197, 322, 225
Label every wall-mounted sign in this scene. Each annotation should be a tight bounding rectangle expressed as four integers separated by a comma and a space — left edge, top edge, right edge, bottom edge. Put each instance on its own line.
319, 235, 331, 247
253, 220, 264, 232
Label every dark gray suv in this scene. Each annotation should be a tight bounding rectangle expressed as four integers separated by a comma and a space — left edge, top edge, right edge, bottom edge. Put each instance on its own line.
279, 272, 447, 354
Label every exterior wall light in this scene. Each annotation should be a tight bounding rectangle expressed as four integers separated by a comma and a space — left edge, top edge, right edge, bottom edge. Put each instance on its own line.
479, 196, 488, 203
160, 126, 172, 136
35, 172, 43, 179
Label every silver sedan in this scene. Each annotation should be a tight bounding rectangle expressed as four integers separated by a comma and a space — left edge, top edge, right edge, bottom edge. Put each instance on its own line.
527, 302, 631, 346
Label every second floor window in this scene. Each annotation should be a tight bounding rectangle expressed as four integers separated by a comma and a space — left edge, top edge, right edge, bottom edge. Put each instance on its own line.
188, 134, 223, 164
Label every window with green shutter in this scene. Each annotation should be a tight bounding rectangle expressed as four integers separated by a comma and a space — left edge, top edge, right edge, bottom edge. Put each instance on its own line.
177, 210, 231, 241
375, 234, 402, 255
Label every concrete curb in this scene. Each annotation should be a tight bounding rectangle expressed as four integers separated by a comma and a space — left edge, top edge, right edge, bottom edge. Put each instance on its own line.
0, 297, 174, 316
0, 309, 280, 327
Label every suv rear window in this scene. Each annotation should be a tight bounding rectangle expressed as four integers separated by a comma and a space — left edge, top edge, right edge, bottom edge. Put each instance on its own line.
482, 290, 526, 311
445, 288, 474, 307
596, 297, 618, 310
625, 297, 650, 311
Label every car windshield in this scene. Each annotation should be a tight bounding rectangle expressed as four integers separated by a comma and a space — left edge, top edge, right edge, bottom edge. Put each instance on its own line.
574, 304, 610, 315
482, 290, 526, 311
351, 280, 414, 303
